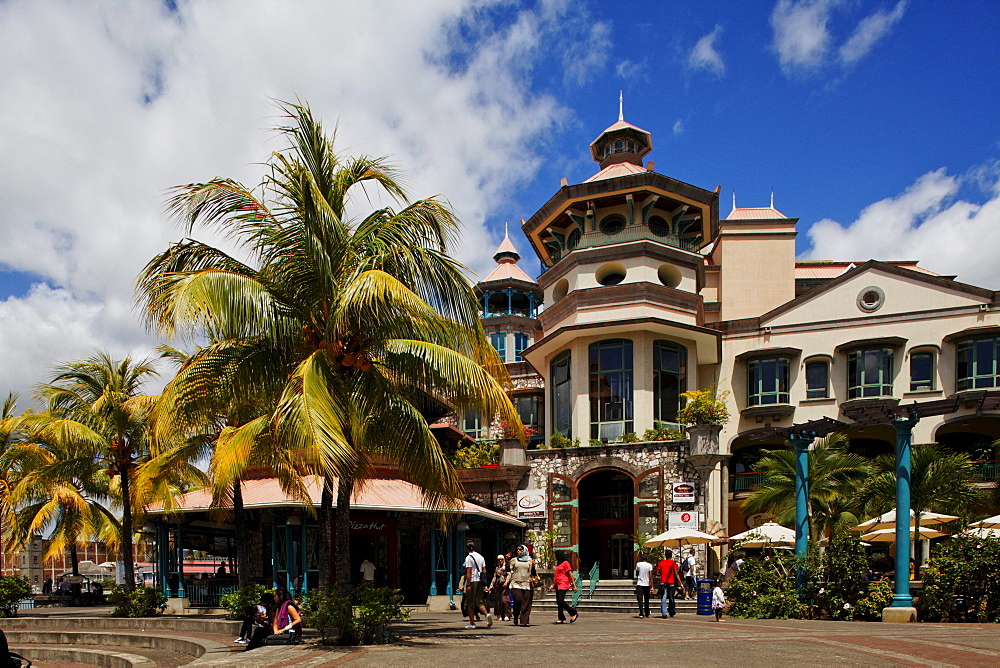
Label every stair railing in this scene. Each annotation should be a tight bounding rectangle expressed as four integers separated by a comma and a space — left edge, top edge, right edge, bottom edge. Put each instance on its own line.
571, 561, 599, 608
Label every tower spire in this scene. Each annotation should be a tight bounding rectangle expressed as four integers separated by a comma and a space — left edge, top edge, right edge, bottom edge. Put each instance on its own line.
732, 191, 737, 212
618, 90, 624, 121
770, 190, 775, 208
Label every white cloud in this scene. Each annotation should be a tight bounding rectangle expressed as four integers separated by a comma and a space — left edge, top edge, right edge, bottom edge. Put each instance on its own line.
616, 59, 643, 79
672, 120, 685, 136
839, 1, 907, 65
0, 0, 604, 400
688, 25, 726, 76
770, 0, 834, 74
802, 166, 1000, 288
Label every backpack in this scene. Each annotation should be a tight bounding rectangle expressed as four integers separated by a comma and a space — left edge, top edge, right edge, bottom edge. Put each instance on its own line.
682, 556, 693, 576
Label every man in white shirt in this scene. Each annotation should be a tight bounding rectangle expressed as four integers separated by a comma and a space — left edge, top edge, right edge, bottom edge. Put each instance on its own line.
463, 542, 493, 629
359, 558, 375, 583
682, 549, 697, 599
635, 556, 654, 618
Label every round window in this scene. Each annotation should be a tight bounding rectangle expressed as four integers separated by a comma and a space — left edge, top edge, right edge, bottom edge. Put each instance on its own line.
596, 262, 627, 286
857, 286, 885, 312
600, 215, 626, 236
648, 216, 669, 237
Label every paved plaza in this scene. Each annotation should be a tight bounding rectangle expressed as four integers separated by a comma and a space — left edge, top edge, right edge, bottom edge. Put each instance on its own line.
6, 607, 1000, 666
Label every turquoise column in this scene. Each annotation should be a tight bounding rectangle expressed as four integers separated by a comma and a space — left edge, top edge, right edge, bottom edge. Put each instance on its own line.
891, 413, 919, 608
175, 529, 186, 598
429, 529, 438, 595
157, 524, 171, 597
789, 434, 814, 560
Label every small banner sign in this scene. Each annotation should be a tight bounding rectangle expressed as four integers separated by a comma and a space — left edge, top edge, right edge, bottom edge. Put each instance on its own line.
516, 489, 547, 519
671, 481, 696, 503
668, 511, 699, 530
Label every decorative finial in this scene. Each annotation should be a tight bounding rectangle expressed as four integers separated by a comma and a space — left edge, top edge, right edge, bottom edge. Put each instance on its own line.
770, 190, 774, 208
619, 90, 624, 121
504, 221, 509, 238
732, 191, 737, 211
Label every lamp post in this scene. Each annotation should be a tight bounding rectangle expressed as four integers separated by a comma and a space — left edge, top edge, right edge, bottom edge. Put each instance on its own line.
883, 412, 919, 623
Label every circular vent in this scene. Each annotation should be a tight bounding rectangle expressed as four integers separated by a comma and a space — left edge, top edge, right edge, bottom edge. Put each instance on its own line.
857, 286, 885, 312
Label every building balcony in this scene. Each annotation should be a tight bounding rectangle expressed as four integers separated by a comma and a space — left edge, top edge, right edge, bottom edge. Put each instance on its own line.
729, 472, 762, 493
971, 460, 999, 482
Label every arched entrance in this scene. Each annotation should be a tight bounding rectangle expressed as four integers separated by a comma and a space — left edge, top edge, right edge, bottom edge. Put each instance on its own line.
578, 469, 634, 579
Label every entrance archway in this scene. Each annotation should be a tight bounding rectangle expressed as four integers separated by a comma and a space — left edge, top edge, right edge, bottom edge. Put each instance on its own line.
578, 468, 634, 579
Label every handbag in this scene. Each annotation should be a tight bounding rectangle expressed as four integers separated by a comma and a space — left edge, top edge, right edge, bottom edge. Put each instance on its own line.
529, 563, 544, 589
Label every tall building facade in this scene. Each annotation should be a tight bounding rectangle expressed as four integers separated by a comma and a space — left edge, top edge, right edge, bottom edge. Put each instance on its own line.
460, 112, 1000, 579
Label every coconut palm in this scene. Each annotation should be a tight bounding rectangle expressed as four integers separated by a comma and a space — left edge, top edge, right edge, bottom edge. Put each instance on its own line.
137, 100, 520, 592
22, 351, 171, 591
0, 393, 30, 562
742, 433, 873, 539
859, 443, 982, 578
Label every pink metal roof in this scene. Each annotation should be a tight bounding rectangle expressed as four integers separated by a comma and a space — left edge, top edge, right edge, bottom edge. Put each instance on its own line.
584, 161, 648, 183
149, 475, 524, 526
724, 206, 789, 220
483, 261, 535, 283
795, 260, 939, 279
495, 236, 519, 256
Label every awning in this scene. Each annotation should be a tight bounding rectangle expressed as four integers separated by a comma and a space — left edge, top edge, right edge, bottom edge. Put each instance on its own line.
148, 475, 525, 527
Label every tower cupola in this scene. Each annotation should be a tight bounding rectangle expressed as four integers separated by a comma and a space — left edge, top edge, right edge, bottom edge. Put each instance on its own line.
589, 93, 652, 170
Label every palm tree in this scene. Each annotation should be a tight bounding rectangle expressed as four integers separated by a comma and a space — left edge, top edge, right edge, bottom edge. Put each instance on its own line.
137, 100, 520, 592
24, 351, 165, 591
742, 433, 873, 539
859, 443, 982, 578
0, 394, 29, 567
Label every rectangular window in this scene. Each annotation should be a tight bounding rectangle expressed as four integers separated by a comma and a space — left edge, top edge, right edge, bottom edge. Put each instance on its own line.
490, 331, 507, 362
514, 332, 530, 360
747, 358, 790, 406
847, 348, 894, 398
805, 360, 830, 399
589, 339, 634, 440
909, 352, 934, 391
551, 351, 572, 437
956, 338, 1000, 390
462, 411, 483, 439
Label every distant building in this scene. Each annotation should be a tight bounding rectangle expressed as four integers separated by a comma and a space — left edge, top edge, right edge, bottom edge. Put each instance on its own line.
2, 537, 114, 591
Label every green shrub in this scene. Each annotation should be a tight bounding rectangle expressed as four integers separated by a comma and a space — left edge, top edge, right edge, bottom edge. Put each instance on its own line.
301, 585, 411, 645
920, 532, 1000, 623
620, 432, 639, 443
219, 583, 272, 621
450, 440, 499, 468
109, 585, 167, 617
550, 431, 573, 448
643, 422, 684, 441
588, 439, 602, 447
676, 386, 730, 426
804, 535, 891, 621
0, 575, 32, 617
725, 552, 806, 619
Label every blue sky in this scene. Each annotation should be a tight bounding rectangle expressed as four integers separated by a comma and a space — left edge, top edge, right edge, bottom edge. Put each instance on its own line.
0, 0, 997, 401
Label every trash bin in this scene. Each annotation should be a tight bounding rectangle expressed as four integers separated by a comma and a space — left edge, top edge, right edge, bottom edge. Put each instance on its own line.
696, 579, 714, 615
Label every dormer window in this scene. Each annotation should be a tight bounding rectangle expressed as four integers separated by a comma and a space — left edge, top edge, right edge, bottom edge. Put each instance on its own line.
614, 138, 624, 153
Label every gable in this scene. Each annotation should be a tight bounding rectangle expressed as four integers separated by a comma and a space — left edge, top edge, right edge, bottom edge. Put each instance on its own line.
764, 268, 990, 328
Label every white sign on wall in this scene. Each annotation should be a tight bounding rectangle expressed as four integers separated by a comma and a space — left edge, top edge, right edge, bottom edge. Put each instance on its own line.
671, 481, 696, 503
668, 511, 699, 530
516, 489, 547, 519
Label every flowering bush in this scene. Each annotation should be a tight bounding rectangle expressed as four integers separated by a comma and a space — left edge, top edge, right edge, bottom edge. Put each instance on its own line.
450, 440, 499, 468
725, 551, 806, 619
804, 534, 891, 621
919, 532, 1000, 623
676, 387, 730, 427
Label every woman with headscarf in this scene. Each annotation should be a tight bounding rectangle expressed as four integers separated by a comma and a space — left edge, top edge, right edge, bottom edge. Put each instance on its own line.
551, 551, 578, 623
489, 554, 511, 621
506, 544, 536, 626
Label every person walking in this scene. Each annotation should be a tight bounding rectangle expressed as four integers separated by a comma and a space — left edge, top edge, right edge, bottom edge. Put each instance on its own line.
634, 554, 653, 618
711, 583, 726, 622
489, 555, 511, 621
463, 542, 493, 629
551, 551, 578, 624
507, 544, 535, 627
655, 548, 681, 618
682, 549, 697, 600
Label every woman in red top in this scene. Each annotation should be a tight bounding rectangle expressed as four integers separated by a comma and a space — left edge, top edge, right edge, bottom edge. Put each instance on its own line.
551, 551, 579, 624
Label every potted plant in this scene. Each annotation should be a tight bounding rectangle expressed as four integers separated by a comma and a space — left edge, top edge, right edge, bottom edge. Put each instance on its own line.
676, 386, 730, 462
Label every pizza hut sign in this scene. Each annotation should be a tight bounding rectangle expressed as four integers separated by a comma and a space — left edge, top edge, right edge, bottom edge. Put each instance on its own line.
672, 481, 695, 503
516, 489, 546, 519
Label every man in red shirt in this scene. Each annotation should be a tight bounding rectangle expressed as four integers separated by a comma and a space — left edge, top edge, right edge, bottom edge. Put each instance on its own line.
655, 549, 681, 618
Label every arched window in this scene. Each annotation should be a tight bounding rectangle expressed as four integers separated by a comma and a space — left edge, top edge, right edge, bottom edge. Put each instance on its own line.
626, 139, 635, 153
589, 339, 634, 440
653, 341, 686, 424
805, 359, 830, 399
910, 350, 935, 391
551, 351, 572, 437
614, 139, 624, 153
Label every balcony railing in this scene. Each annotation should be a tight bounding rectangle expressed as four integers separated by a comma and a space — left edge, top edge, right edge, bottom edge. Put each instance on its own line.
729, 472, 762, 493
970, 460, 999, 482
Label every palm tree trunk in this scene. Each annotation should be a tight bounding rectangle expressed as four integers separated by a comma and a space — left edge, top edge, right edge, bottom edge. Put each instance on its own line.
912, 510, 922, 580
233, 479, 250, 589
317, 475, 333, 589
69, 542, 80, 576
120, 464, 136, 592
334, 473, 354, 597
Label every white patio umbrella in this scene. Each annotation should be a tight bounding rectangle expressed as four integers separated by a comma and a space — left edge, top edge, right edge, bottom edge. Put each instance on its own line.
964, 526, 1000, 539
728, 522, 796, 548
76, 560, 106, 576
851, 509, 959, 533
860, 527, 949, 542
969, 514, 1000, 530
643, 527, 721, 548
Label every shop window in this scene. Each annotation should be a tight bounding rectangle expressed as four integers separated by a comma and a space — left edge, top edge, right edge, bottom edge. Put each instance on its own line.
552, 506, 572, 545
910, 351, 935, 391
515, 395, 539, 432
638, 504, 658, 535
805, 360, 830, 399
956, 337, 1000, 390
490, 331, 506, 362
847, 348, 894, 398
462, 410, 484, 439
589, 339, 634, 440
638, 471, 660, 500
551, 477, 572, 503
514, 332, 530, 361
653, 340, 686, 423
747, 358, 790, 406
551, 351, 572, 437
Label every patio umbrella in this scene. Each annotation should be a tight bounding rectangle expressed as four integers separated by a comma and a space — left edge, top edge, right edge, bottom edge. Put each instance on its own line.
728, 522, 796, 548
860, 527, 949, 542
643, 527, 721, 548
851, 509, 958, 532
969, 514, 1000, 530
964, 526, 1000, 539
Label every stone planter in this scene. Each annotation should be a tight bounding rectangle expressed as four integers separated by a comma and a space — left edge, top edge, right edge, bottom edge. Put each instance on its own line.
686, 424, 724, 472
498, 438, 527, 466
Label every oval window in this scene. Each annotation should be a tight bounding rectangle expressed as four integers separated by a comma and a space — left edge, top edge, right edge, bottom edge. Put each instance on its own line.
648, 216, 669, 237
600, 215, 626, 236
596, 262, 627, 286
657, 264, 682, 288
